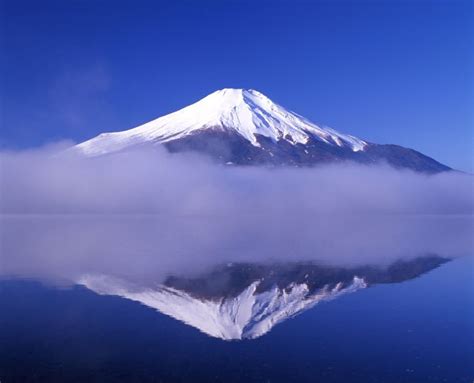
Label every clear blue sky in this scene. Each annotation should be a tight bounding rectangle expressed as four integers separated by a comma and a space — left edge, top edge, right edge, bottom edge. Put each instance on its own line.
2, 0, 473, 171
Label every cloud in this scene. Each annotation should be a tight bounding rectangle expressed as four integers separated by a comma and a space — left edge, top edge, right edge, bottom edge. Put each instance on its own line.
0, 145, 473, 284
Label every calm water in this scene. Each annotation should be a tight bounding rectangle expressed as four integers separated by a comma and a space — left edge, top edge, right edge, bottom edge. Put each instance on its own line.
1, 256, 473, 383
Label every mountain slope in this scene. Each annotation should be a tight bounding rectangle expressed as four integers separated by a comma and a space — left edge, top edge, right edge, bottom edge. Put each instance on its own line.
73, 88, 450, 173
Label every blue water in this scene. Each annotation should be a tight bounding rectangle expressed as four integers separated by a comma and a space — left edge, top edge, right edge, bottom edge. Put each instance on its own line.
1, 257, 473, 383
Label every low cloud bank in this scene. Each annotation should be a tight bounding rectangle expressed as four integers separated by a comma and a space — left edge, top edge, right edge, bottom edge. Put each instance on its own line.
0, 144, 473, 283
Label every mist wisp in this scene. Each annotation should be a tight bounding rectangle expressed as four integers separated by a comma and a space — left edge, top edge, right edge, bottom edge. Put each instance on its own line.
1, 144, 473, 284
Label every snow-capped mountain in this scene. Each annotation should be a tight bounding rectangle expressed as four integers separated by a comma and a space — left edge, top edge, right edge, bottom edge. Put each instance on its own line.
75, 89, 366, 155
78, 256, 447, 340
73, 88, 450, 173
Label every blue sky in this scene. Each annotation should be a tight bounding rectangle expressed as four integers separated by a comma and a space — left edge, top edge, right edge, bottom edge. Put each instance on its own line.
2, 0, 473, 171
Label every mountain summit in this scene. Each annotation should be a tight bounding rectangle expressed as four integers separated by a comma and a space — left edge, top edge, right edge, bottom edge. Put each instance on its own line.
75, 88, 366, 154
74, 88, 450, 173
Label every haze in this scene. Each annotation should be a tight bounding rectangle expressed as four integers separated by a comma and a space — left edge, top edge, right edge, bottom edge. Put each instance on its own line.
0, 144, 472, 284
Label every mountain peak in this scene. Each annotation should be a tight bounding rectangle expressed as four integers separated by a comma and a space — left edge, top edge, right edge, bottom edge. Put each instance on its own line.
74, 88, 367, 156
209, 88, 265, 98
193, 88, 279, 117
193, 88, 265, 111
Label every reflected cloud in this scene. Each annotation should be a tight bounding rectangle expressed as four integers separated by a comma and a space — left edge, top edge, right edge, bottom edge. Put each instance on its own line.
0, 215, 471, 283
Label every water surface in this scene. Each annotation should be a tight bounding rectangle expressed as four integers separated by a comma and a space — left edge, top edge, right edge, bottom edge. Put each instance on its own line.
1, 256, 472, 383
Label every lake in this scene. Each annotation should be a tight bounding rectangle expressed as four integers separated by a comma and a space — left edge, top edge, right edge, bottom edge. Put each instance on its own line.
1, 256, 472, 383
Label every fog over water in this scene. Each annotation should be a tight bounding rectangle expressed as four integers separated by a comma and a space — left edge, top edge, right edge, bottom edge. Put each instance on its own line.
1, 144, 473, 284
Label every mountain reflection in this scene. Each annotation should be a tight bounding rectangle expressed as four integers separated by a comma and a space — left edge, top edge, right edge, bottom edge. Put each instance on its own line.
80, 258, 445, 340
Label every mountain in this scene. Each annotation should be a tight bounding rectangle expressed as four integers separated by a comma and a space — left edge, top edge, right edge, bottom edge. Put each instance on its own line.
73, 88, 450, 173
79, 256, 447, 340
